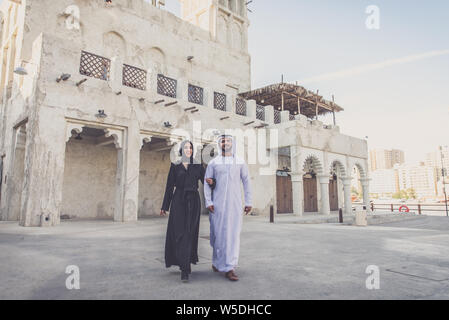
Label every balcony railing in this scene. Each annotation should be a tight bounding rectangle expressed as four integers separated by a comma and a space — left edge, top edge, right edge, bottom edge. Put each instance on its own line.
122, 64, 147, 90
79, 51, 110, 81
236, 98, 247, 116
214, 92, 226, 111
274, 109, 281, 124
256, 104, 265, 121
188, 84, 204, 105
157, 74, 177, 98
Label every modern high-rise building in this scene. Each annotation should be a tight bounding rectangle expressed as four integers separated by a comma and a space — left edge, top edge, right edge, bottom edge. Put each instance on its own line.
425, 146, 449, 197
395, 163, 437, 199
369, 149, 405, 171
369, 169, 398, 197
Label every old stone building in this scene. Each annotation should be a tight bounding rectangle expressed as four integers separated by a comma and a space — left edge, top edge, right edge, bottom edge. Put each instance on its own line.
0, 0, 369, 227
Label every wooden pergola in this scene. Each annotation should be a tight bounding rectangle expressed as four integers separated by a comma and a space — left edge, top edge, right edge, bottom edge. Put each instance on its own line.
239, 83, 343, 120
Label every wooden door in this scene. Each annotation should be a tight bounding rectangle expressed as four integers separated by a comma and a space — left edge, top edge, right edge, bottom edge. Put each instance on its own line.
276, 175, 293, 213
329, 179, 339, 211
303, 176, 318, 212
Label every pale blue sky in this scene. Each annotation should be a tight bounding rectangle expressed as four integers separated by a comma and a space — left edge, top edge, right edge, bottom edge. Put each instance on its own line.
3, 0, 448, 163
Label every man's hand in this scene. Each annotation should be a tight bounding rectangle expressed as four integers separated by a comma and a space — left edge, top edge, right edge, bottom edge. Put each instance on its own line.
206, 178, 214, 186
160, 209, 167, 216
207, 205, 214, 213
244, 206, 252, 215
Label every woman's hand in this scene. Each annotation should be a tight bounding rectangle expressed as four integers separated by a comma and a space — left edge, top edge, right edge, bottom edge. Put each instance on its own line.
160, 209, 167, 216
206, 178, 214, 185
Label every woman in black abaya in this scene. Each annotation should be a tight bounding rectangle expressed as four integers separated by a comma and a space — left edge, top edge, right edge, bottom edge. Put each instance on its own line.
160, 141, 215, 282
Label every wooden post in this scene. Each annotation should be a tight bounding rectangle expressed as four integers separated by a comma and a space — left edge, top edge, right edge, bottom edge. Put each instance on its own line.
270, 205, 274, 223
418, 204, 422, 215
315, 90, 319, 120
297, 96, 301, 117
391, 204, 394, 212
339, 208, 343, 223
332, 95, 336, 125
281, 92, 284, 111
370, 202, 374, 212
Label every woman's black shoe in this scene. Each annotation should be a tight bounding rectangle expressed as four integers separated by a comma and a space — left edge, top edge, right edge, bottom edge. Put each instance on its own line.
181, 271, 189, 283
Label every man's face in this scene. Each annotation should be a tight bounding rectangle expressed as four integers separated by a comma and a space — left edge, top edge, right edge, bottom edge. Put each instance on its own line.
220, 137, 233, 153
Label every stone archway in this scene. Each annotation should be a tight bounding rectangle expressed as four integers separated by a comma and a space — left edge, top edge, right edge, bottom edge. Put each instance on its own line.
62, 122, 126, 221
352, 162, 370, 211
329, 160, 346, 212
302, 155, 323, 213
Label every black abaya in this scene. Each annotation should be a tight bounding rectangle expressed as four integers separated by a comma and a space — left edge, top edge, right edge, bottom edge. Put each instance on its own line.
161, 163, 209, 273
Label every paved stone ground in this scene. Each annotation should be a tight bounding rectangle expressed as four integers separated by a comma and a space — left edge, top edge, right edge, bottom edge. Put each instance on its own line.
0, 214, 448, 300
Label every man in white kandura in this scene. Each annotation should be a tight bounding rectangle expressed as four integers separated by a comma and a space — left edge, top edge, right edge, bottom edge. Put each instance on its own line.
204, 135, 252, 281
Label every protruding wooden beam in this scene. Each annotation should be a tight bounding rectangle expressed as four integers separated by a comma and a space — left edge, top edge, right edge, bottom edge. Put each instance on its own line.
297, 96, 301, 117
165, 101, 177, 107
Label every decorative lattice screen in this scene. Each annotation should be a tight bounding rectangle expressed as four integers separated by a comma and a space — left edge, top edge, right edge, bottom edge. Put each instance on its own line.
236, 98, 247, 116
79, 51, 111, 81
256, 105, 265, 121
289, 114, 295, 121
274, 110, 281, 124
188, 84, 204, 105
122, 64, 147, 90
157, 74, 177, 98
214, 92, 226, 111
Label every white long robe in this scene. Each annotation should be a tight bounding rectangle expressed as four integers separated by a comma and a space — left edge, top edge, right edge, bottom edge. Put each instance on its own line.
204, 151, 252, 272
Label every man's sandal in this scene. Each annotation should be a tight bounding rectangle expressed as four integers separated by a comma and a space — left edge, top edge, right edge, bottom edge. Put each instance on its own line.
225, 270, 239, 281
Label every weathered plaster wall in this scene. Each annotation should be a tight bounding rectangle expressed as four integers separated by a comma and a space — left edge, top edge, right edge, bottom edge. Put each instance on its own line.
138, 148, 171, 217
20, 0, 251, 93
61, 140, 118, 220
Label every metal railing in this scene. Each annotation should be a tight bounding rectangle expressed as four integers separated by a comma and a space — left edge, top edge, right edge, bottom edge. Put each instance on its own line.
371, 202, 449, 216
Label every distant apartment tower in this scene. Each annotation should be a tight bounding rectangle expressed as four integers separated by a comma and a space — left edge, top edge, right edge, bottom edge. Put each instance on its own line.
395, 163, 437, 199
369, 169, 398, 197
425, 146, 449, 197
369, 149, 405, 171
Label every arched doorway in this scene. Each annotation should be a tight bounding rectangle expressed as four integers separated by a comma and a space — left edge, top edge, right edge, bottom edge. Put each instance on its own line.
276, 170, 293, 213
303, 156, 322, 213
329, 160, 347, 212
61, 126, 119, 221
329, 173, 338, 211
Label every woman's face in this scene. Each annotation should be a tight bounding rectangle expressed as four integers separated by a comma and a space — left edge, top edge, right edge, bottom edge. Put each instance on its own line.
183, 143, 193, 158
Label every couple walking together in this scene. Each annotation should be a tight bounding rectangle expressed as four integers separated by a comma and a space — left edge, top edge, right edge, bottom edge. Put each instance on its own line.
160, 135, 252, 282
